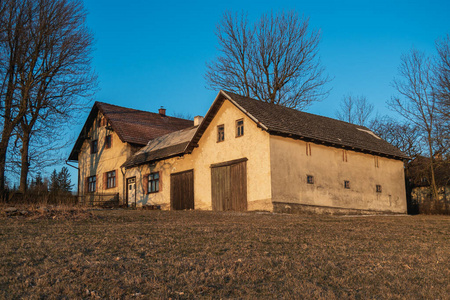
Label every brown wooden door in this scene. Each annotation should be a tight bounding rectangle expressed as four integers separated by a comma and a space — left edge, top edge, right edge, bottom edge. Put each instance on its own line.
211, 159, 247, 211
170, 170, 194, 210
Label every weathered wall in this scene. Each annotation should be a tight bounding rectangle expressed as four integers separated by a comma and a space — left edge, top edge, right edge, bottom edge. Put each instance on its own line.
125, 99, 273, 211
78, 113, 133, 203
269, 135, 407, 213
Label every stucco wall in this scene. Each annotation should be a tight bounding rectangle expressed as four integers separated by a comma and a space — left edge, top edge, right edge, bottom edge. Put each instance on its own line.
78, 113, 133, 202
269, 135, 407, 213
125, 99, 273, 211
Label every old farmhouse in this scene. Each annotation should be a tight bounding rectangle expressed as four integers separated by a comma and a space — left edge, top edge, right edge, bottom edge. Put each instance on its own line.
69, 90, 408, 214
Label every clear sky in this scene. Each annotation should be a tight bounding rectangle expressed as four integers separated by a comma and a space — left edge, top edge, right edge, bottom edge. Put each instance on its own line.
60, 0, 449, 184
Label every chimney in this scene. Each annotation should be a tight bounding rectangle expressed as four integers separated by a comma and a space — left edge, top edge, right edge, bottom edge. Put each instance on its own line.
158, 106, 166, 116
194, 115, 204, 126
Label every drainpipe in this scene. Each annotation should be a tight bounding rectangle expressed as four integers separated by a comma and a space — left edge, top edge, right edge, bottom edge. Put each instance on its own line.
66, 160, 80, 201
121, 166, 126, 206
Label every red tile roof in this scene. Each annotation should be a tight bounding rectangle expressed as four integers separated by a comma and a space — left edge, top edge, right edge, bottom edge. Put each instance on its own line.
68, 102, 193, 161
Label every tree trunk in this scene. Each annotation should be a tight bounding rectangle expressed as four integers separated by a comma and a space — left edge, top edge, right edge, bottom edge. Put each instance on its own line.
19, 131, 31, 193
427, 136, 439, 212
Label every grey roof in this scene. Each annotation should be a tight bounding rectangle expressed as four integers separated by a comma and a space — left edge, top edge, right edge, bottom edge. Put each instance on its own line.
123, 126, 198, 168
189, 90, 407, 160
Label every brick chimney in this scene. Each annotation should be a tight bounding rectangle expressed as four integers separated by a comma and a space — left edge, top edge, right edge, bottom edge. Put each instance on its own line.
194, 116, 204, 126
158, 106, 166, 116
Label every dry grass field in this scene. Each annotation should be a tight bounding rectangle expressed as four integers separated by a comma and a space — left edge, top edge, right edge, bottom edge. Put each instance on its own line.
0, 208, 449, 299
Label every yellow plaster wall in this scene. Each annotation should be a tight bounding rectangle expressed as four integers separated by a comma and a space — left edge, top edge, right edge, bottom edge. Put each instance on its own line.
78, 113, 132, 201
269, 135, 407, 213
125, 99, 273, 211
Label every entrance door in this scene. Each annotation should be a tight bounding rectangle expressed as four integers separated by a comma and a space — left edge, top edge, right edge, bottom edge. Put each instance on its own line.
126, 177, 136, 207
170, 170, 194, 210
211, 158, 247, 211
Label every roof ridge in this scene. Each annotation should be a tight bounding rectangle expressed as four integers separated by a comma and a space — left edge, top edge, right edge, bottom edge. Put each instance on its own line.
222, 90, 371, 130
95, 101, 192, 122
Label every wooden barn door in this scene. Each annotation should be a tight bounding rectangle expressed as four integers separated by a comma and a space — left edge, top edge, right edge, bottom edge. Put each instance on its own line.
170, 170, 194, 210
211, 158, 247, 211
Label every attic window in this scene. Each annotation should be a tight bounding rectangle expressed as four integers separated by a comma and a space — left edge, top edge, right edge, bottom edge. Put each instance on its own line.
91, 140, 98, 154
217, 124, 225, 142
105, 135, 112, 149
307, 175, 314, 184
236, 119, 244, 137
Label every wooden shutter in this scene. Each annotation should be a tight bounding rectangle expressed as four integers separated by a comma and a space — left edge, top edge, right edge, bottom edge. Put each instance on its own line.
103, 172, 107, 190
143, 174, 149, 194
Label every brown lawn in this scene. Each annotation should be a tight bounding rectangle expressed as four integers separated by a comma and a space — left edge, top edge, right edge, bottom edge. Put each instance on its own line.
0, 209, 449, 299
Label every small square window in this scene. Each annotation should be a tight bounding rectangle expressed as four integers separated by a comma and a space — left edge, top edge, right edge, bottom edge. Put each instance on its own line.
148, 172, 160, 193
217, 125, 224, 142
106, 170, 116, 189
105, 135, 112, 149
236, 119, 244, 137
376, 185, 382, 193
307, 175, 314, 184
87, 176, 96, 193
90, 140, 98, 154
344, 180, 350, 189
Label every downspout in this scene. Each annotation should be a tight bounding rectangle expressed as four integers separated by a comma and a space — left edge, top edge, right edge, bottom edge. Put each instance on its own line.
121, 166, 126, 206
66, 160, 80, 202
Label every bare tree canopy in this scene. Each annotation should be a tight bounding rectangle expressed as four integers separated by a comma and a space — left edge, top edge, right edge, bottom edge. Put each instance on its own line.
389, 48, 442, 206
0, 0, 97, 194
435, 35, 450, 113
205, 11, 331, 110
335, 94, 374, 126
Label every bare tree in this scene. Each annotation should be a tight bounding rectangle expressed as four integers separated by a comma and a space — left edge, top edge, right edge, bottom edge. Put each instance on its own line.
0, 0, 96, 194
206, 11, 331, 110
435, 35, 450, 109
389, 48, 440, 208
335, 94, 374, 126
370, 116, 421, 158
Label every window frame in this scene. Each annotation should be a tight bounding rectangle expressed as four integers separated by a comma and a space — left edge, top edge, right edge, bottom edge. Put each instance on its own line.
344, 180, 350, 189
105, 134, 112, 149
106, 170, 116, 189
217, 124, 225, 142
376, 184, 382, 193
307, 175, 314, 184
87, 175, 96, 193
147, 172, 160, 194
236, 119, 244, 137
90, 139, 98, 154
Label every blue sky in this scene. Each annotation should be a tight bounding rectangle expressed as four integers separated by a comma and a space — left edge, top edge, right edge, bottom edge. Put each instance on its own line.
59, 0, 449, 184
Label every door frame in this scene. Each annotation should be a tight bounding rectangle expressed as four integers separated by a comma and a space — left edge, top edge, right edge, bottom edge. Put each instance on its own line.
126, 176, 136, 207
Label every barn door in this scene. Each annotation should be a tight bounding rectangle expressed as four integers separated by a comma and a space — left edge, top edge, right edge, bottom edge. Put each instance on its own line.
170, 170, 194, 210
211, 158, 247, 211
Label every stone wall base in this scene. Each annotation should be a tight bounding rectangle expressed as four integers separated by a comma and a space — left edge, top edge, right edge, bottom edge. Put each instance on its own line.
273, 202, 404, 216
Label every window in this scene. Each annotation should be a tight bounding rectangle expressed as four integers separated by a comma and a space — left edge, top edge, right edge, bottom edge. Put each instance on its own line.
344, 180, 350, 189
307, 175, 314, 184
376, 184, 382, 193
106, 170, 116, 189
217, 125, 224, 142
87, 176, 96, 193
91, 140, 98, 154
148, 172, 160, 193
236, 119, 244, 137
105, 135, 112, 149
